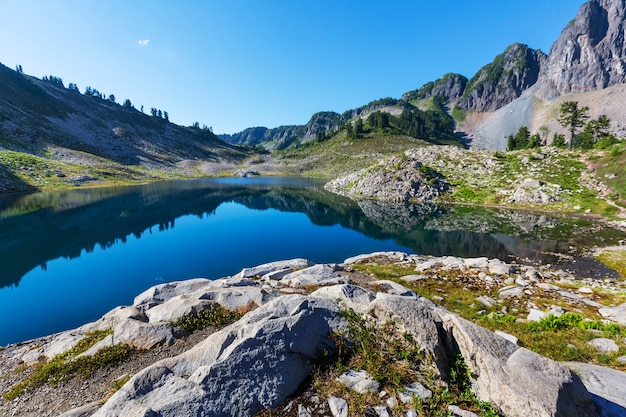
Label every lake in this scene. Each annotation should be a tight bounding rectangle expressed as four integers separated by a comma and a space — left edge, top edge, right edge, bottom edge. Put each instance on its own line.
0, 177, 623, 346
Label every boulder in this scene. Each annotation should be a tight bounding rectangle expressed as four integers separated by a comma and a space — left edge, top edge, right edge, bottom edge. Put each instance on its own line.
328, 396, 348, 417
309, 284, 376, 314
237, 258, 314, 279
587, 338, 619, 353
336, 370, 381, 394
448, 405, 480, 417
368, 294, 447, 376
440, 313, 597, 417
133, 278, 212, 310
565, 362, 626, 417
280, 264, 348, 287
598, 303, 626, 326
92, 295, 344, 417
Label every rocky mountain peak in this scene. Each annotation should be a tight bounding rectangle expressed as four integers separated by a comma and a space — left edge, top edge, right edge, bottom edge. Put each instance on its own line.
457, 43, 546, 112
402, 73, 468, 106
536, 0, 626, 100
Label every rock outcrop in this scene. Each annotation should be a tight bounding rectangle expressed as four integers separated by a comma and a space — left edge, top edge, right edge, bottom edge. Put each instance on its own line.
4, 252, 626, 416
324, 154, 449, 203
456, 43, 546, 112
402, 73, 469, 107
536, 0, 626, 100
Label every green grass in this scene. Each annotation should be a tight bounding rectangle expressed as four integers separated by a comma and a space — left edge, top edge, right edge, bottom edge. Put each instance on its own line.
3, 329, 136, 401
305, 308, 502, 417
351, 262, 626, 372
596, 250, 626, 279
595, 143, 626, 202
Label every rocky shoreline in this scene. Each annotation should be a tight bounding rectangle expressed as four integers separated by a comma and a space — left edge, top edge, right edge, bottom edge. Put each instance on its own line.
1, 252, 626, 417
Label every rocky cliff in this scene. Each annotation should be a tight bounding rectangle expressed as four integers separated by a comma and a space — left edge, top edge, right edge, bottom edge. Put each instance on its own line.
456, 43, 546, 112
402, 73, 468, 107
536, 0, 626, 100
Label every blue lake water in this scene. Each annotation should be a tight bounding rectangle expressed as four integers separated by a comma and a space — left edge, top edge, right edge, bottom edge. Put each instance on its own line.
0, 177, 623, 346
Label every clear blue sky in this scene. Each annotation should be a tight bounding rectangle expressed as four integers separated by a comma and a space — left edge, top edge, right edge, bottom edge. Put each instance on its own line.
0, 1, 584, 134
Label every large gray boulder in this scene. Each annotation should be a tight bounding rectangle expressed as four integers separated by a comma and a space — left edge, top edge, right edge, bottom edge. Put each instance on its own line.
565, 362, 626, 417
598, 302, 626, 326
92, 295, 344, 417
441, 313, 598, 417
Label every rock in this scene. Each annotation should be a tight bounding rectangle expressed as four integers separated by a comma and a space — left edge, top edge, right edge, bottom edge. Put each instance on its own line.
310, 284, 376, 315
336, 370, 381, 395
403, 73, 468, 108
536, 0, 626, 99
92, 295, 344, 417
58, 401, 103, 417
515, 277, 530, 286
280, 264, 348, 287
370, 280, 418, 297
328, 396, 348, 417
373, 406, 391, 417
144, 297, 217, 324
399, 274, 428, 282
406, 411, 418, 417
495, 330, 519, 345
398, 382, 432, 403
498, 285, 524, 298
440, 313, 597, 417
367, 294, 447, 376
527, 308, 547, 322
238, 258, 314, 279
566, 362, 626, 417
448, 405, 480, 417
476, 296, 496, 308
537, 283, 561, 291
133, 278, 212, 310
463, 257, 489, 269
598, 303, 626, 326
385, 396, 398, 409
488, 259, 511, 275
324, 156, 449, 203
457, 43, 546, 112
262, 267, 293, 281
298, 404, 312, 417
507, 178, 560, 205
587, 338, 619, 353
342, 251, 411, 265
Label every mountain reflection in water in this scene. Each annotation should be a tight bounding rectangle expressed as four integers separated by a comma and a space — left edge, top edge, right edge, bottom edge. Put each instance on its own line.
0, 177, 623, 345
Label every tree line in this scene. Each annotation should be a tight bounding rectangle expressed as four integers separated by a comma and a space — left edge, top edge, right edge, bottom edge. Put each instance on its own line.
343, 107, 455, 142
34, 69, 170, 121
507, 101, 620, 151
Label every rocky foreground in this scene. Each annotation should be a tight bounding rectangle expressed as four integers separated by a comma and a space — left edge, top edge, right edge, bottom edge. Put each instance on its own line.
2, 252, 626, 417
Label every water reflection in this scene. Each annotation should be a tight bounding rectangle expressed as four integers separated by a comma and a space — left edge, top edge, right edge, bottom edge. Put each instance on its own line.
1, 177, 623, 289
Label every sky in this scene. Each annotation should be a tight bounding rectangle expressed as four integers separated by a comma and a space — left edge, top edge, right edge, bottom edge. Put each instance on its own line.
0, 1, 585, 134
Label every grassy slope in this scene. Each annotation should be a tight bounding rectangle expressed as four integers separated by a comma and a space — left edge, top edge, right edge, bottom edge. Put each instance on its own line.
277, 129, 625, 218
274, 130, 441, 178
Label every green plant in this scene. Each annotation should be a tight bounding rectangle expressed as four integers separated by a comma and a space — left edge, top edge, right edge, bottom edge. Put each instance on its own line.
172, 305, 242, 332
4, 333, 133, 401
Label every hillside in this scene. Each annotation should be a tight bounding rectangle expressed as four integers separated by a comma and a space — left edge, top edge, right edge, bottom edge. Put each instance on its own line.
220, 0, 626, 153
0, 63, 249, 193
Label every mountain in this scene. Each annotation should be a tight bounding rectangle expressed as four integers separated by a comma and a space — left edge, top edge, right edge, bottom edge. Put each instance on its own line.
471, 0, 626, 149
536, 0, 626, 99
456, 43, 546, 112
224, 0, 626, 151
218, 111, 344, 149
0, 63, 248, 192
402, 73, 468, 107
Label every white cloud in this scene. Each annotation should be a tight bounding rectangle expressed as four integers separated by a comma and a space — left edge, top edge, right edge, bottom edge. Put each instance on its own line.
138, 39, 150, 46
